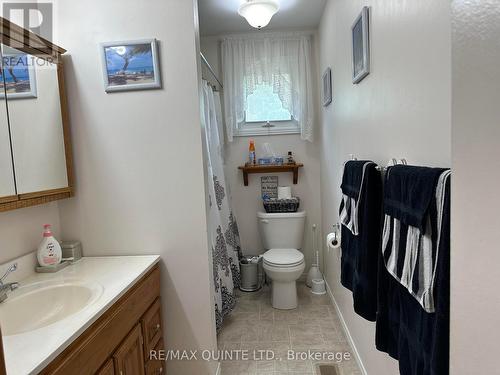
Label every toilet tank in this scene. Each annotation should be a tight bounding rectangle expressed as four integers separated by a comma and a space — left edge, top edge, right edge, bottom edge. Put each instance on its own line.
257, 211, 306, 250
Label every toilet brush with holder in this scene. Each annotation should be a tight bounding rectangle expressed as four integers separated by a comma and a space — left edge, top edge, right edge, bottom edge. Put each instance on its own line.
306, 224, 323, 288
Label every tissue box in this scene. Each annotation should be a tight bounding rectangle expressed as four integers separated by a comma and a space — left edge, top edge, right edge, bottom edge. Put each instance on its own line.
60, 240, 83, 262
258, 158, 273, 165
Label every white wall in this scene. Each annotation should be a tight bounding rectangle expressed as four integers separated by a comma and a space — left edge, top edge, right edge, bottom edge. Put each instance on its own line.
200, 37, 222, 91
54, 0, 217, 374
200, 35, 323, 271
318, 0, 451, 373
226, 135, 322, 267
0, 203, 61, 264
450, 1, 500, 374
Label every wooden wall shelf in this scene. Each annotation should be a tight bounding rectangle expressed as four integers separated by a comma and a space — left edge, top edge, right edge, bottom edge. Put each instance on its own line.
238, 163, 304, 186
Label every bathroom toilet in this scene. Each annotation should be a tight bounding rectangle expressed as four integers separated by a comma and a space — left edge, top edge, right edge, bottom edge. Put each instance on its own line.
258, 211, 306, 309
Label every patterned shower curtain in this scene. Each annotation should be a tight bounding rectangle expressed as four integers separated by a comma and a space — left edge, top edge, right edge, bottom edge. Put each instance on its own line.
201, 81, 242, 332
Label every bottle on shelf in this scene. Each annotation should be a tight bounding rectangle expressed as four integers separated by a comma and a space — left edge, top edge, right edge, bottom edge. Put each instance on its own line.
249, 139, 256, 165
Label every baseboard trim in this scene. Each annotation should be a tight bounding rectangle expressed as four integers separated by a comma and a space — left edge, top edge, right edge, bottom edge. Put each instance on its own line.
325, 280, 368, 375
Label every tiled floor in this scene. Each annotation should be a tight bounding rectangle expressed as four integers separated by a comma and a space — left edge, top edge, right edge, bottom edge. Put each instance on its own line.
218, 281, 362, 375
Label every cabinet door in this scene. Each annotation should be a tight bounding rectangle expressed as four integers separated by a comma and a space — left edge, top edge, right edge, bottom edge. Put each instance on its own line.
2, 44, 69, 195
145, 338, 165, 375
114, 324, 145, 375
141, 298, 163, 359
0, 47, 16, 201
96, 358, 114, 375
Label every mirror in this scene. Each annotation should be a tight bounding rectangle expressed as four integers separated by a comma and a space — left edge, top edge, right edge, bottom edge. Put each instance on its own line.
1, 45, 68, 195
0, 47, 16, 200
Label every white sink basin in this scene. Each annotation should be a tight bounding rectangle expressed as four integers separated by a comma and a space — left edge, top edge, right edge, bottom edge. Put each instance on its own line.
0, 279, 103, 336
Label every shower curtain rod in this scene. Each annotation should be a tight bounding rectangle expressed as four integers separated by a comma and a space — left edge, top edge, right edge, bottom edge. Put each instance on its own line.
200, 52, 223, 89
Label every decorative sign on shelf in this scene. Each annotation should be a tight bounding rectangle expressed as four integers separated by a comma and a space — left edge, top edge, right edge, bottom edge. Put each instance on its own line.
261, 176, 278, 199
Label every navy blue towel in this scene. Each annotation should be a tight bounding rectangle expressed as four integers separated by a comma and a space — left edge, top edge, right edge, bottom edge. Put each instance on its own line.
376, 175, 450, 375
341, 160, 373, 199
384, 165, 447, 233
339, 161, 382, 322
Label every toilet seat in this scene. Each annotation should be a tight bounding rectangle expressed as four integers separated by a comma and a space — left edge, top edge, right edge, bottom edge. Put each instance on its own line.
263, 248, 304, 268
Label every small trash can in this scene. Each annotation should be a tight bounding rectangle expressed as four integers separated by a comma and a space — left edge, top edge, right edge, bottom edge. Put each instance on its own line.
240, 256, 262, 292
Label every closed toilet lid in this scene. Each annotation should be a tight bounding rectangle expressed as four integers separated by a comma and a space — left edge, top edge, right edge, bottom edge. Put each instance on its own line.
263, 249, 304, 267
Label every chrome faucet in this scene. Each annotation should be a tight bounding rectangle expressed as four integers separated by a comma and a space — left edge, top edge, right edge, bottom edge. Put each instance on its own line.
0, 263, 19, 303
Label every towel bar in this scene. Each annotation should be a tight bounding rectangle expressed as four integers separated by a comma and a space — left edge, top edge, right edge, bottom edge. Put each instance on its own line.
346, 155, 407, 171
375, 158, 407, 171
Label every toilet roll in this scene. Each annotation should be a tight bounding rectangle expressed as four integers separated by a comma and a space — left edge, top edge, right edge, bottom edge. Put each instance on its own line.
278, 186, 292, 199
326, 232, 341, 251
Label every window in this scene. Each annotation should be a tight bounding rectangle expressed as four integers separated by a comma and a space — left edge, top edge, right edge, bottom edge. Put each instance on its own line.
222, 35, 314, 141
245, 84, 291, 122
237, 83, 299, 136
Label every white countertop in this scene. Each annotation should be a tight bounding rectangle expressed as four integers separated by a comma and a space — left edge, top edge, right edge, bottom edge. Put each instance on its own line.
1, 255, 160, 375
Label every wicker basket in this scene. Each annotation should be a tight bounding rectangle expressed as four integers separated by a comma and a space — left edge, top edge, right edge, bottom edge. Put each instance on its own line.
263, 197, 300, 213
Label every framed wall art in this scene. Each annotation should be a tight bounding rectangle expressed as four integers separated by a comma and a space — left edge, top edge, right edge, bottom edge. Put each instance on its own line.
322, 67, 332, 106
352, 7, 370, 84
100, 39, 161, 92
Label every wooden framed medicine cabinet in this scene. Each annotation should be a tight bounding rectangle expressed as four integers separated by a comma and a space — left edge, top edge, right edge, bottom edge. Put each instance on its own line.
0, 17, 73, 213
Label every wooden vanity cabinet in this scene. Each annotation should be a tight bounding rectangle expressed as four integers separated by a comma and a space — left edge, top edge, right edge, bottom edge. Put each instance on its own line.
40, 264, 165, 375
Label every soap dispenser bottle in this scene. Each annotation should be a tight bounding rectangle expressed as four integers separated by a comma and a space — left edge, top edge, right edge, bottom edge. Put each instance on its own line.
37, 224, 62, 267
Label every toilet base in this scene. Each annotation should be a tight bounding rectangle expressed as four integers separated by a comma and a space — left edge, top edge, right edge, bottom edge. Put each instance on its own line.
263, 259, 305, 310
271, 280, 298, 310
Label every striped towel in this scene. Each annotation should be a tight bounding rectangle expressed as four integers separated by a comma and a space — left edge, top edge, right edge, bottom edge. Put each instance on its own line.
339, 161, 375, 236
382, 169, 451, 313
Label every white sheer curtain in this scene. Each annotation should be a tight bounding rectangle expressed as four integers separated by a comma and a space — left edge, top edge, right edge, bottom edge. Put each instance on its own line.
222, 33, 315, 142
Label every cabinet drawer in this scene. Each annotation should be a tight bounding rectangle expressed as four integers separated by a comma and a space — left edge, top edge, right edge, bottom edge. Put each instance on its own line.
145, 339, 165, 375
141, 298, 163, 358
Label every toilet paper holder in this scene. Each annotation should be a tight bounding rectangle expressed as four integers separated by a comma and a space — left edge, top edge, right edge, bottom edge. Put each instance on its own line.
331, 223, 340, 244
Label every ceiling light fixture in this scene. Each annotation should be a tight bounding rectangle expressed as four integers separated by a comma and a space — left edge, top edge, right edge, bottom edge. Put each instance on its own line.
238, 0, 280, 30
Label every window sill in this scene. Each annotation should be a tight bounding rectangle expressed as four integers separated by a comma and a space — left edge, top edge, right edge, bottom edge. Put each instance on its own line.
234, 123, 300, 137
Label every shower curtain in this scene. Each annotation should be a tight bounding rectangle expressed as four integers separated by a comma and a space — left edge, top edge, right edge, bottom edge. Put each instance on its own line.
201, 81, 242, 332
